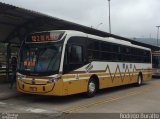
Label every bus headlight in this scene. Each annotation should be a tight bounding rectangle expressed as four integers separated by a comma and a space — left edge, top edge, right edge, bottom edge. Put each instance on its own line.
47, 74, 61, 83
17, 73, 26, 80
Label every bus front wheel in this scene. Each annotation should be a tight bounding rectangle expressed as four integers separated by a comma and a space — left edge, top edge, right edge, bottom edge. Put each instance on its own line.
86, 78, 97, 98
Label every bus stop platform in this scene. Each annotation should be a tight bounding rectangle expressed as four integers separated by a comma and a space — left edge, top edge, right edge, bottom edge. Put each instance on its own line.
0, 83, 19, 100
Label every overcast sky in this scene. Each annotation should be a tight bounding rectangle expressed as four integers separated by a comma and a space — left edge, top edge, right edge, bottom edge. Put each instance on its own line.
1, 0, 160, 39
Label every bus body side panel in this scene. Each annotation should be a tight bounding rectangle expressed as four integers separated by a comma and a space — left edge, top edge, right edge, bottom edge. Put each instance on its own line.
62, 76, 88, 95
142, 70, 152, 81
60, 35, 152, 96
59, 62, 152, 96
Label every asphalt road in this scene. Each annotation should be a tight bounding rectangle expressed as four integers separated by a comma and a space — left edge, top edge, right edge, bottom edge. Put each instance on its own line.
0, 78, 160, 119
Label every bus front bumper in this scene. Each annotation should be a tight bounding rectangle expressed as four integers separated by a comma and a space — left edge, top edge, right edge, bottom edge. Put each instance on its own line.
16, 79, 63, 96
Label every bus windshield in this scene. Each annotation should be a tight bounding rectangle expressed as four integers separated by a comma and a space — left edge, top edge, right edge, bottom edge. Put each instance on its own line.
18, 42, 63, 76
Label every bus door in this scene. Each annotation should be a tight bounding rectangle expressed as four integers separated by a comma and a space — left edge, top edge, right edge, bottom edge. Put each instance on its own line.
63, 37, 88, 94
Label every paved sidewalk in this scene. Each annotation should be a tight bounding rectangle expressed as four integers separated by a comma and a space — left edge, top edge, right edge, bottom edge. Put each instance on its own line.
0, 83, 20, 100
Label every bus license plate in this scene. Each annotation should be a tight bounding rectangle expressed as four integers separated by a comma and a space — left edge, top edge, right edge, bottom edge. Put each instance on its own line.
30, 87, 37, 91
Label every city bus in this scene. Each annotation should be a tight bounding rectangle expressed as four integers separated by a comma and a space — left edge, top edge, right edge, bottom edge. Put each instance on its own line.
17, 30, 152, 97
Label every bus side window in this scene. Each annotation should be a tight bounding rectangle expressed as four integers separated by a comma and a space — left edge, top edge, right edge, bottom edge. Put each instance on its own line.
68, 45, 83, 64
63, 44, 83, 74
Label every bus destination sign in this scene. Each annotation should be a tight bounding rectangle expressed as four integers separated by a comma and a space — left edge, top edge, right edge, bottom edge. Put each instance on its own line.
26, 32, 64, 43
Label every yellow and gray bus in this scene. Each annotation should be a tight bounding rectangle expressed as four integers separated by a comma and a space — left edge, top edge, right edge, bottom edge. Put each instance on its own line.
17, 30, 152, 97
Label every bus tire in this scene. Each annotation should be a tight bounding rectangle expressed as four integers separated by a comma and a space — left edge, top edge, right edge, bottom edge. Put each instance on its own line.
86, 78, 97, 98
137, 74, 143, 86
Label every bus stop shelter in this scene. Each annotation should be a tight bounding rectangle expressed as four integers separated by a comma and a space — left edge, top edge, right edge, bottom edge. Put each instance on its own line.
0, 2, 159, 80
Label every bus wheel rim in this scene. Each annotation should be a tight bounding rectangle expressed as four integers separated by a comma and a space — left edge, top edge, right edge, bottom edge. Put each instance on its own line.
138, 76, 141, 85
89, 81, 96, 93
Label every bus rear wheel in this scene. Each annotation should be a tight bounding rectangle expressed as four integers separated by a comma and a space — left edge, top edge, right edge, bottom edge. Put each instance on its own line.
86, 78, 97, 98
137, 74, 143, 86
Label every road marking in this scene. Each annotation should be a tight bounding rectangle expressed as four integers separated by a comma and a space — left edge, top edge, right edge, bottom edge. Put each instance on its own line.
62, 84, 160, 113
26, 108, 48, 113
62, 89, 149, 113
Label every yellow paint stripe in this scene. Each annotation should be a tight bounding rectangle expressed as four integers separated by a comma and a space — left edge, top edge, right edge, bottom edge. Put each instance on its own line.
62, 75, 75, 79
79, 74, 91, 77
62, 72, 138, 79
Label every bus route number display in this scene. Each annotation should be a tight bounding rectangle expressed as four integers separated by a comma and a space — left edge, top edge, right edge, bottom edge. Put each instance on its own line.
26, 32, 64, 43
31, 34, 60, 42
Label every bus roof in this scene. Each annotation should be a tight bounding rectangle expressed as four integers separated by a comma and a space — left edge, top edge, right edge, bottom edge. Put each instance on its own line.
65, 30, 151, 51
31, 30, 151, 51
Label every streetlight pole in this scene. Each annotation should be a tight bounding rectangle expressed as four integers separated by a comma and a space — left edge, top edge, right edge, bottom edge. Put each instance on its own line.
156, 26, 160, 46
108, 0, 111, 33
